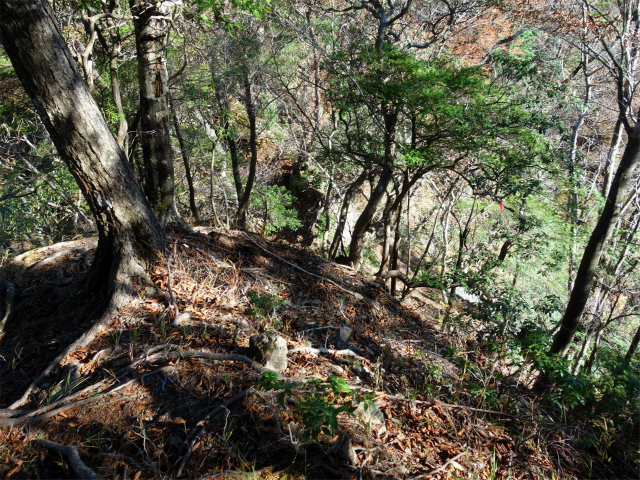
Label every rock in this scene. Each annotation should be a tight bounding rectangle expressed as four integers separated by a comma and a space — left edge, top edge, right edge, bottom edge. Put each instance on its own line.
339, 326, 354, 344
248, 332, 288, 373
355, 401, 386, 433
329, 434, 357, 466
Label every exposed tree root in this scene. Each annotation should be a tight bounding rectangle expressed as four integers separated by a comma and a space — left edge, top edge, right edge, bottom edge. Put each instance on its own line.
30, 438, 99, 480
7, 289, 127, 410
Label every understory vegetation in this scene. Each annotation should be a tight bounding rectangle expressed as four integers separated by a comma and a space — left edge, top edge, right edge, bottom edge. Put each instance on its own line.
0, 0, 639, 479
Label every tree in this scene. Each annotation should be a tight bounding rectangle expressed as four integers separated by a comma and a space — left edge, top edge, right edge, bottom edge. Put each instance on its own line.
548, 0, 640, 356
0, 0, 163, 301
130, 0, 181, 225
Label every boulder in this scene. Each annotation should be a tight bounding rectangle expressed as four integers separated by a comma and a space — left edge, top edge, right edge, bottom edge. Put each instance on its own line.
248, 332, 288, 373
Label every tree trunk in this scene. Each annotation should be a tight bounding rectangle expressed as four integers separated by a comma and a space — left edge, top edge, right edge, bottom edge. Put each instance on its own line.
0, 0, 163, 300
602, 116, 624, 198
235, 68, 258, 229
96, 18, 128, 151
549, 127, 640, 356
130, 0, 180, 225
349, 111, 398, 271
623, 324, 640, 368
582, 326, 603, 374
329, 167, 369, 260
169, 94, 199, 221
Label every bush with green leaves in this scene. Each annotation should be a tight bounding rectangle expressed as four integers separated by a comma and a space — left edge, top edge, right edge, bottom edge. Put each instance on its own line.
257, 372, 376, 440
249, 185, 302, 235
246, 290, 283, 318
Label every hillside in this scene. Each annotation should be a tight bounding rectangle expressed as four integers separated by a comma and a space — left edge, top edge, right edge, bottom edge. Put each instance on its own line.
0, 229, 634, 480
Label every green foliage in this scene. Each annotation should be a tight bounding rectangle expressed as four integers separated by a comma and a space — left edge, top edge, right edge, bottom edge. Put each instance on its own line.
257, 372, 376, 440
250, 185, 302, 234
246, 290, 283, 318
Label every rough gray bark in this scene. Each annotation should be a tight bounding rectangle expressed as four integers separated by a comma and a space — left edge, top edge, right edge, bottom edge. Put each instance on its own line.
0, 0, 163, 299
130, 0, 180, 225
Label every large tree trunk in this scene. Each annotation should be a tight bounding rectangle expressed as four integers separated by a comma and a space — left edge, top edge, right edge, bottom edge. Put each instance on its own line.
549, 128, 640, 356
0, 0, 163, 300
130, 0, 180, 225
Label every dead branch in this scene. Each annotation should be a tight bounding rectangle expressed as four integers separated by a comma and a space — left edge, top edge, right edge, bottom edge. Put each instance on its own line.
30, 438, 99, 480
0, 395, 138, 427
408, 451, 465, 479
240, 231, 364, 300
288, 346, 372, 372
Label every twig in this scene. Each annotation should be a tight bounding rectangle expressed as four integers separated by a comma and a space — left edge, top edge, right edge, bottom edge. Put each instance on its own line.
174, 390, 248, 477
240, 232, 364, 300
409, 451, 465, 479
30, 439, 99, 480
288, 347, 372, 371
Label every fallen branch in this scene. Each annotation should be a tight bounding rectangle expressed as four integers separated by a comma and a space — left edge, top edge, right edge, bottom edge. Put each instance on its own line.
30, 439, 99, 480
409, 451, 465, 479
288, 346, 372, 372
241, 232, 364, 301
0, 395, 138, 427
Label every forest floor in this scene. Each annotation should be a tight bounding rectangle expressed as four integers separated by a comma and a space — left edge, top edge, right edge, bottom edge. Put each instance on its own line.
0, 229, 636, 480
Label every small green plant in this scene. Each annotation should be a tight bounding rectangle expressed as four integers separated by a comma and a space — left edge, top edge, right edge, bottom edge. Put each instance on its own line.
257, 372, 376, 440
246, 290, 284, 318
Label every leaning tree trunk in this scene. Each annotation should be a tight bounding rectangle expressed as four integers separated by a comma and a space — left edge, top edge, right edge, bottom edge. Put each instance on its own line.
130, 0, 180, 226
348, 112, 398, 271
624, 324, 640, 368
549, 126, 640, 356
0, 0, 163, 300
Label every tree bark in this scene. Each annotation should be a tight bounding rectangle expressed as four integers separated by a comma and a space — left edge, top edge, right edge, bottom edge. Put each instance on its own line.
623, 323, 640, 367
169, 94, 199, 221
235, 68, 258, 229
0, 0, 163, 300
549, 128, 640, 356
348, 111, 398, 270
329, 166, 369, 260
130, 0, 180, 225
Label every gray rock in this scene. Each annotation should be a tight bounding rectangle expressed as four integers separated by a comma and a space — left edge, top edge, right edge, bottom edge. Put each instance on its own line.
339, 326, 354, 343
248, 332, 288, 373
355, 401, 386, 433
